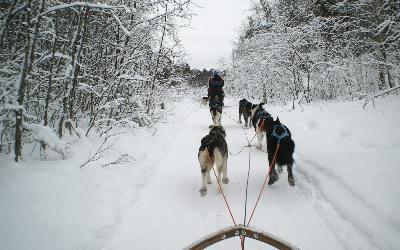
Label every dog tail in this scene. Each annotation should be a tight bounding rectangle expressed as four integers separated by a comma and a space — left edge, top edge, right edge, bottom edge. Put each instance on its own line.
205, 147, 214, 164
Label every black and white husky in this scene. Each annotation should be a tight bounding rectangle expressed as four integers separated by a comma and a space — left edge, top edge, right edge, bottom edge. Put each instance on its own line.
251, 102, 273, 150
198, 126, 229, 197
209, 100, 223, 128
239, 98, 255, 128
264, 117, 296, 186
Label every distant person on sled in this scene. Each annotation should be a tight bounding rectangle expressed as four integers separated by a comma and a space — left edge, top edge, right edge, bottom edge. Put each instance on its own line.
208, 69, 225, 107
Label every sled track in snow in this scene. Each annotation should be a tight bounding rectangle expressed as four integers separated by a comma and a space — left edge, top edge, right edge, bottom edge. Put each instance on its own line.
295, 153, 400, 249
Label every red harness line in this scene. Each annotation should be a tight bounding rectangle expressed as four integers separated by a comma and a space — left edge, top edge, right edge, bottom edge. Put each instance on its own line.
246, 143, 281, 226
206, 148, 237, 226
205, 117, 280, 249
207, 148, 245, 247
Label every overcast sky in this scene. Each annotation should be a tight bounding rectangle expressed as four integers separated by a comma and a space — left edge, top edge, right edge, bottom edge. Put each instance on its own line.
179, 0, 252, 70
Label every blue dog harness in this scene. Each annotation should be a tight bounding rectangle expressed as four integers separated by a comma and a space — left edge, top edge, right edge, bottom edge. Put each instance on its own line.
271, 124, 290, 143
254, 110, 271, 122
257, 110, 271, 120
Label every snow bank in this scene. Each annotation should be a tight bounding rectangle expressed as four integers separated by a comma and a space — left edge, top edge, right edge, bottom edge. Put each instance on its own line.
24, 123, 66, 157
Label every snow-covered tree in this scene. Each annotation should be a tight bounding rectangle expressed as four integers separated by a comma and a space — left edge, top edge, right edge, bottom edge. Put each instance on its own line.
227, 0, 399, 106
0, 0, 194, 161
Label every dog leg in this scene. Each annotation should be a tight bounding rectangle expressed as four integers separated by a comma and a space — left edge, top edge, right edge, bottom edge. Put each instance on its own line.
239, 112, 242, 124
216, 112, 221, 126
277, 164, 283, 174
210, 110, 215, 127
268, 164, 279, 185
287, 164, 295, 186
222, 157, 229, 184
200, 168, 208, 196
207, 169, 212, 184
212, 154, 223, 193
256, 132, 264, 150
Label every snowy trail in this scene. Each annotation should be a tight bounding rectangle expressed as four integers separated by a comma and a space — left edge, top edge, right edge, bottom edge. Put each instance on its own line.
1, 97, 399, 250
104, 99, 379, 250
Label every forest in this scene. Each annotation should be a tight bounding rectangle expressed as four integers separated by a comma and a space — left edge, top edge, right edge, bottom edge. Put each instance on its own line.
227, 0, 399, 106
0, 0, 195, 161
1, 0, 399, 161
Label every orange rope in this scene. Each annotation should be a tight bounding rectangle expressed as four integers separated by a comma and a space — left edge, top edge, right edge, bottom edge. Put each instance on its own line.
246, 143, 281, 226
206, 148, 237, 226
207, 149, 246, 248
211, 167, 237, 226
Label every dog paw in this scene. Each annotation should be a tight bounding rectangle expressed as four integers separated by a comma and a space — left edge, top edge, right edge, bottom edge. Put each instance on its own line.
277, 165, 283, 174
255, 144, 262, 150
268, 172, 279, 185
222, 178, 229, 184
199, 187, 207, 196
288, 176, 295, 186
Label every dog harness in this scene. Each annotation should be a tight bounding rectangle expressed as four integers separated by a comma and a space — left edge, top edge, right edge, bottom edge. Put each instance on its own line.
271, 124, 290, 143
255, 110, 271, 128
257, 110, 271, 120
209, 100, 223, 113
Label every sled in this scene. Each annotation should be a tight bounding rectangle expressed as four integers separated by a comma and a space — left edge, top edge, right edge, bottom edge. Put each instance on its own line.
184, 224, 300, 250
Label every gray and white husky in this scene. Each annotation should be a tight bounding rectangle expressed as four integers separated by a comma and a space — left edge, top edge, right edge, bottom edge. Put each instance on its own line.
251, 102, 273, 150
197, 126, 229, 197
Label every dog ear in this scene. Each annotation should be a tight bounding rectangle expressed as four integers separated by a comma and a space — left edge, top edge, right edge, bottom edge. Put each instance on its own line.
276, 116, 280, 123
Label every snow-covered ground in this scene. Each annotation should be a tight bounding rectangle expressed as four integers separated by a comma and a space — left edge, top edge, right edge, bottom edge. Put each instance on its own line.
1, 96, 399, 249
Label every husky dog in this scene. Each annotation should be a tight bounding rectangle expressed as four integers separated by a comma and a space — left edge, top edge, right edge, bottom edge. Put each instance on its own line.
239, 98, 255, 128
264, 117, 296, 186
201, 96, 209, 106
198, 126, 229, 196
209, 99, 223, 128
251, 102, 273, 150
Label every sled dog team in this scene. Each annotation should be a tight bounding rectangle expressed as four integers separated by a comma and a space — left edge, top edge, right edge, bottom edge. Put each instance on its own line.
198, 98, 295, 197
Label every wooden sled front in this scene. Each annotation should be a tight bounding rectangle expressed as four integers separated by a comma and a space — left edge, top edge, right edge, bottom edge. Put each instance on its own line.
184, 224, 300, 250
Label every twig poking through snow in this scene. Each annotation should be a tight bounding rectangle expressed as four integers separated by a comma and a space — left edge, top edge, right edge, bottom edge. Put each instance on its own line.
79, 135, 134, 168
101, 154, 135, 167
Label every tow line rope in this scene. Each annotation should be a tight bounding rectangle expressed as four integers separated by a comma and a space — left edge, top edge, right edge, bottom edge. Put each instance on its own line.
207, 148, 245, 245
218, 108, 281, 249
246, 143, 280, 226
222, 110, 257, 157
222, 110, 255, 146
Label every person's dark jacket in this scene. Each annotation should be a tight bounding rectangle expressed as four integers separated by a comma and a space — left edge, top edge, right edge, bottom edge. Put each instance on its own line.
208, 75, 224, 98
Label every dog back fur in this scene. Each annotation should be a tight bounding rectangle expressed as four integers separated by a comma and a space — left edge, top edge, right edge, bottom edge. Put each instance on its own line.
198, 127, 227, 159
251, 103, 272, 131
239, 99, 254, 127
265, 119, 295, 166
197, 126, 229, 196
